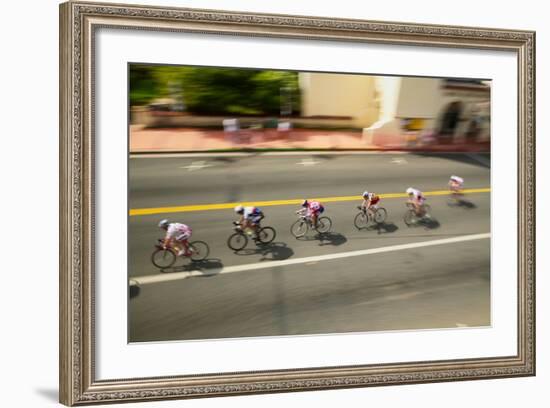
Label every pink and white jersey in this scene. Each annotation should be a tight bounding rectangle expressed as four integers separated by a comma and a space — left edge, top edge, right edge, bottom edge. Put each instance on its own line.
307, 201, 322, 214
409, 189, 425, 203
166, 223, 192, 240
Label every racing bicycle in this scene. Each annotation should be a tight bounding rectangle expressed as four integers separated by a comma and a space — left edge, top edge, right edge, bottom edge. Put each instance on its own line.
290, 213, 332, 238
354, 205, 388, 230
151, 239, 210, 269
403, 202, 432, 227
227, 222, 277, 251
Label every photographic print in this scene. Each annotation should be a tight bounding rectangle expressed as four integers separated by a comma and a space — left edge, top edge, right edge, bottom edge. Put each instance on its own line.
60, 3, 535, 404
128, 65, 491, 342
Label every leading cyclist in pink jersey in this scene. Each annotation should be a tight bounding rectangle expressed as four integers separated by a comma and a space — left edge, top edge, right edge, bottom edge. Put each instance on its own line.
297, 199, 324, 228
406, 187, 426, 217
158, 219, 192, 257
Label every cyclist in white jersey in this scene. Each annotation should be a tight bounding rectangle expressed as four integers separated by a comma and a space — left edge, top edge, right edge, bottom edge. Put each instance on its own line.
234, 205, 264, 236
449, 175, 464, 194
406, 187, 426, 217
158, 219, 192, 257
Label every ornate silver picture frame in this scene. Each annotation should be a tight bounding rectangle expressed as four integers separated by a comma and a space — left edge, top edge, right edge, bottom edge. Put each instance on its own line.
59, 1, 535, 405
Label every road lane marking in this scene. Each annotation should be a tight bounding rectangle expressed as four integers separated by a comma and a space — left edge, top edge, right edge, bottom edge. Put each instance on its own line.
391, 157, 408, 165
297, 158, 320, 166
179, 161, 213, 171
132, 232, 490, 286
129, 187, 491, 216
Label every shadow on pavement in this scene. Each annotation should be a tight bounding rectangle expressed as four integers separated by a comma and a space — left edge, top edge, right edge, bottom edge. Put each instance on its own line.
160, 258, 225, 277
129, 283, 141, 299
421, 218, 441, 230
318, 232, 348, 246
234, 242, 294, 261
412, 152, 491, 169
367, 222, 399, 234
448, 198, 478, 209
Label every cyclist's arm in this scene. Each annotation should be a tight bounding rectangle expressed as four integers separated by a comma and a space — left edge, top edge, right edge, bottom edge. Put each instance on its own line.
163, 233, 173, 248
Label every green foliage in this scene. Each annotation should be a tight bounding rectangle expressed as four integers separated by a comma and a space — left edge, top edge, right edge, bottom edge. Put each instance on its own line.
129, 64, 300, 115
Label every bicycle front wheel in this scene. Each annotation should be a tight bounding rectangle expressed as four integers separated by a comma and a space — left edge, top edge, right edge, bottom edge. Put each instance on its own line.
227, 232, 248, 251
403, 210, 417, 227
151, 248, 177, 269
291, 219, 308, 238
316, 216, 332, 233
257, 227, 276, 244
189, 241, 209, 261
354, 212, 369, 230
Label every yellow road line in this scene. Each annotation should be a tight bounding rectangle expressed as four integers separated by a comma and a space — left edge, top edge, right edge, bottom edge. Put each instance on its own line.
129, 187, 490, 216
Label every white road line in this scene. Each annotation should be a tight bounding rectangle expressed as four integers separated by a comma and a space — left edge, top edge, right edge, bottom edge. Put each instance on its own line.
179, 161, 214, 171
391, 157, 408, 165
132, 232, 490, 286
297, 158, 321, 166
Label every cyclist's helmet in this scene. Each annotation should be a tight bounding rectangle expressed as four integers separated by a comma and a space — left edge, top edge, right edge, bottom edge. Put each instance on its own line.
301, 199, 309, 207
406, 187, 414, 195
234, 205, 244, 214
158, 219, 170, 229
362, 191, 369, 198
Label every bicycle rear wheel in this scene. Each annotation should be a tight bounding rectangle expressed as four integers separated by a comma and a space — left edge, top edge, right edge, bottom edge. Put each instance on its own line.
316, 216, 332, 233
291, 219, 308, 238
374, 208, 387, 224
189, 241, 209, 261
151, 248, 177, 269
354, 212, 369, 230
257, 226, 276, 244
227, 232, 248, 251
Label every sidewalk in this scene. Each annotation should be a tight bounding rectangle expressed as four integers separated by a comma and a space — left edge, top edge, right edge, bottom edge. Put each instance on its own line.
130, 125, 490, 153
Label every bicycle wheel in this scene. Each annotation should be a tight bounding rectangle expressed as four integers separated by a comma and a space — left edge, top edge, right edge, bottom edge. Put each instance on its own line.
151, 248, 176, 269
227, 232, 248, 251
374, 207, 388, 224
316, 216, 332, 233
257, 226, 276, 244
189, 241, 209, 261
422, 204, 432, 218
403, 210, 418, 227
291, 219, 308, 238
354, 212, 369, 230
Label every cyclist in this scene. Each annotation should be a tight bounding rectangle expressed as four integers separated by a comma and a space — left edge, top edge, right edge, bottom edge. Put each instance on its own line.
449, 175, 464, 197
406, 187, 427, 217
159, 219, 192, 257
297, 199, 324, 228
360, 191, 380, 216
234, 205, 264, 236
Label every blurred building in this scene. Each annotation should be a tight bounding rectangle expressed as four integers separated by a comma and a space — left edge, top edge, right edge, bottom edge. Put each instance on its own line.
299, 73, 491, 146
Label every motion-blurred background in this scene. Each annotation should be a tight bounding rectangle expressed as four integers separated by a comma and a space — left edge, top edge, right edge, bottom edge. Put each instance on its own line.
129, 65, 490, 152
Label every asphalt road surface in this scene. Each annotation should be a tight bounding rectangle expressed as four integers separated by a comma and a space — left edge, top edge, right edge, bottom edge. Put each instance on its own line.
128, 152, 491, 342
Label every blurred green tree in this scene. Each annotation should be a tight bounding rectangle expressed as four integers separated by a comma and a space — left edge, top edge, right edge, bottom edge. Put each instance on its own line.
129, 64, 300, 116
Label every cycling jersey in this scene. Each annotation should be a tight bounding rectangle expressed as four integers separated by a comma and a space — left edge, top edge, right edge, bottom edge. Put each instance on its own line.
243, 207, 263, 224
306, 201, 324, 215
365, 193, 380, 205
409, 189, 425, 204
449, 176, 464, 190
166, 223, 192, 241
